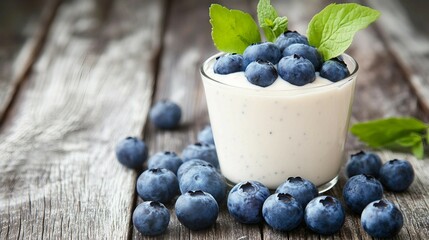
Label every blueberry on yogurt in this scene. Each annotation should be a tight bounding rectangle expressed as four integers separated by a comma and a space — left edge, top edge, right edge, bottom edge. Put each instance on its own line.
213, 53, 244, 74
245, 60, 278, 87
278, 54, 316, 86
282, 43, 323, 70
320, 57, 350, 82
275, 30, 309, 52
243, 42, 282, 66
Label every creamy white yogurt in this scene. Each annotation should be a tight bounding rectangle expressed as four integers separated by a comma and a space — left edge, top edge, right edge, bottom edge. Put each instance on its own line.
201, 53, 358, 190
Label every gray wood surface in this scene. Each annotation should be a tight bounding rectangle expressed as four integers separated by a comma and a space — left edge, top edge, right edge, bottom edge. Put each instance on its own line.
0, 0, 59, 123
0, 0, 428, 239
0, 0, 165, 238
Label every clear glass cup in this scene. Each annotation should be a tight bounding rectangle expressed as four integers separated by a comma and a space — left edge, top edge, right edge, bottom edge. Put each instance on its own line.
200, 53, 358, 192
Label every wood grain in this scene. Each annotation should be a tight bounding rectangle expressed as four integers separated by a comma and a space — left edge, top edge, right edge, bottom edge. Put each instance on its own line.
0, 0, 165, 238
0, 0, 60, 123
367, 0, 429, 115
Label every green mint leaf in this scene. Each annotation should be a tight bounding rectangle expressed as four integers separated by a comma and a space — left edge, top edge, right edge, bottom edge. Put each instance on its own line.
210, 4, 261, 54
395, 133, 422, 147
350, 117, 427, 147
307, 3, 380, 61
257, 0, 288, 42
412, 140, 424, 159
427, 128, 429, 145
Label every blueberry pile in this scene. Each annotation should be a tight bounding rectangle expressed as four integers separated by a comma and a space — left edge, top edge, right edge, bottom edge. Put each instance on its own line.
213, 31, 350, 87
115, 131, 413, 237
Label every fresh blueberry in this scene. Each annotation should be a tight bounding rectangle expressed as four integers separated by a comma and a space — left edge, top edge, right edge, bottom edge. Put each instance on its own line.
175, 190, 219, 230
213, 53, 244, 74
361, 199, 404, 238
305, 196, 345, 235
243, 42, 282, 66
262, 193, 304, 231
115, 137, 148, 169
179, 164, 226, 204
283, 43, 323, 70
277, 54, 316, 86
148, 151, 183, 175
275, 176, 318, 208
343, 174, 383, 214
275, 30, 309, 52
320, 57, 350, 82
133, 201, 170, 236
244, 60, 278, 87
227, 181, 270, 224
149, 100, 181, 129
136, 168, 179, 203
379, 159, 414, 192
346, 151, 382, 178
197, 125, 215, 145
181, 142, 219, 168
176, 159, 216, 181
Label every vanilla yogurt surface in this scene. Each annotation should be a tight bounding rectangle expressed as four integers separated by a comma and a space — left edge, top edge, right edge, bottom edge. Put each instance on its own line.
201, 53, 358, 190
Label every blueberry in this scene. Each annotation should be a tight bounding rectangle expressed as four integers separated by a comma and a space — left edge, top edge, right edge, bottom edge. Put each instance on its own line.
243, 42, 282, 66
379, 159, 414, 192
305, 196, 345, 235
361, 199, 404, 238
197, 125, 215, 145
320, 57, 350, 82
283, 43, 323, 70
275, 176, 318, 208
275, 30, 309, 52
115, 137, 148, 169
176, 159, 216, 181
136, 168, 179, 203
343, 174, 383, 214
346, 151, 382, 178
149, 100, 181, 129
213, 53, 244, 74
227, 181, 270, 224
278, 54, 316, 86
244, 60, 278, 87
179, 164, 226, 204
262, 193, 304, 231
175, 190, 219, 230
148, 151, 183, 175
133, 201, 170, 236
181, 142, 219, 168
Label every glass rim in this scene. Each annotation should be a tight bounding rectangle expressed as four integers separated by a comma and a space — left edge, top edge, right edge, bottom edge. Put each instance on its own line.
200, 52, 359, 92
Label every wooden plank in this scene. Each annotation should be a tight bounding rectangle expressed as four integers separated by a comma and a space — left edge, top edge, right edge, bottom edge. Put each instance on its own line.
0, 0, 60, 122
0, 0, 165, 238
366, 0, 429, 115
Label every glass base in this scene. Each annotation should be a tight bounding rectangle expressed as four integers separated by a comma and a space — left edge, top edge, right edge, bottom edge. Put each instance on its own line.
317, 175, 338, 194
224, 175, 339, 194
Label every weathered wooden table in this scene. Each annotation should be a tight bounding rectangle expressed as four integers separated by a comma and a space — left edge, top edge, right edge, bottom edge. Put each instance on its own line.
1, 0, 428, 239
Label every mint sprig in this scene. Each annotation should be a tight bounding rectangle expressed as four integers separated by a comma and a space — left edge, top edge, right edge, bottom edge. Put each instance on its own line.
257, 0, 288, 42
209, 4, 261, 54
307, 3, 380, 61
351, 117, 428, 159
